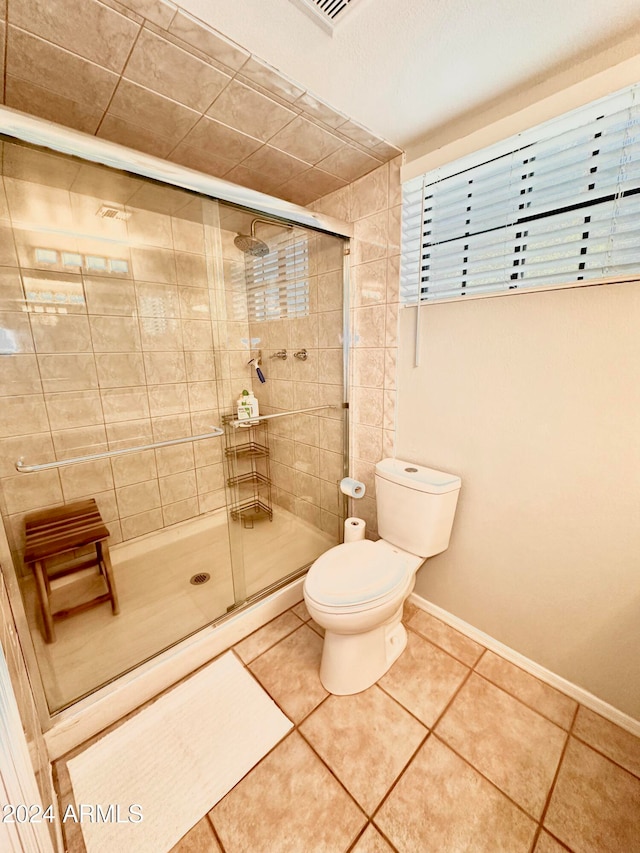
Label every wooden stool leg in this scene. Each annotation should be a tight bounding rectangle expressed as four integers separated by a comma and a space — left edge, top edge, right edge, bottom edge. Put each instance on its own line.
32, 560, 55, 643
97, 541, 120, 615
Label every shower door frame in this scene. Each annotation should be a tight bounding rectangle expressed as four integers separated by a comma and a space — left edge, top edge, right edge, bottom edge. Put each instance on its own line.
0, 107, 352, 241
0, 106, 353, 731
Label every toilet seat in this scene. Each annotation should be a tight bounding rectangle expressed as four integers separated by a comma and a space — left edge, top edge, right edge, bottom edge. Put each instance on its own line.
304, 540, 412, 612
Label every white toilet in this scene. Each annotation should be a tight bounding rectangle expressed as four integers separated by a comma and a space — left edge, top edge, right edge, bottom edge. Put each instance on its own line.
303, 458, 461, 695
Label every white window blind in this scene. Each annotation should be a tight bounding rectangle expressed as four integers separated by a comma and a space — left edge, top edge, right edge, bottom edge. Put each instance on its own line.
243, 232, 310, 322
401, 83, 640, 304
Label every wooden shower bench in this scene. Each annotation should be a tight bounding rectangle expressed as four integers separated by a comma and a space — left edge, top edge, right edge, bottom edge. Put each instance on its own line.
24, 499, 119, 643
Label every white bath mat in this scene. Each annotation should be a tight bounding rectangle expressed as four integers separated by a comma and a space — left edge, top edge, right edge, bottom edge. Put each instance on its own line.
66, 651, 292, 853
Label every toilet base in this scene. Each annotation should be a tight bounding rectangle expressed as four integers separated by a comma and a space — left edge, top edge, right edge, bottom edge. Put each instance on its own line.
318, 607, 407, 695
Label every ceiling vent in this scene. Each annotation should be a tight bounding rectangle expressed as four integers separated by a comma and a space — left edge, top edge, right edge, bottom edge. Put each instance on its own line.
96, 205, 131, 221
288, 0, 362, 33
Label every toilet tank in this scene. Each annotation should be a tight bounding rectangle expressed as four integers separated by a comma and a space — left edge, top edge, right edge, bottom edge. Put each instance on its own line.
375, 458, 461, 557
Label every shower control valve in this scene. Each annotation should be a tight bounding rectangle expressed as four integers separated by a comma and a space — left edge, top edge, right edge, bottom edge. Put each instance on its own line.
294, 349, 308, 361
271, 349, 288, 360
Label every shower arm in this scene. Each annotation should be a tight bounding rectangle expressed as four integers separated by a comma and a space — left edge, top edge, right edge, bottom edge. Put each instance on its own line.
251, 218, 293, 238
15, 427, 224, 474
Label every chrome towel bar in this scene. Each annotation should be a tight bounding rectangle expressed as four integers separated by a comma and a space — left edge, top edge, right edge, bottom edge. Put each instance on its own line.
229, 404, 338, 428
15, 427, 224, 474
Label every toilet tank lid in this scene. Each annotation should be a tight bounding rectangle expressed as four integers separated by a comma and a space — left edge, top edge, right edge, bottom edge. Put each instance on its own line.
375, 458, 461, 494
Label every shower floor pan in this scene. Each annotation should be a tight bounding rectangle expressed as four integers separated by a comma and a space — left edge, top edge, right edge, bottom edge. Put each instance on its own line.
20, 506, 334, 713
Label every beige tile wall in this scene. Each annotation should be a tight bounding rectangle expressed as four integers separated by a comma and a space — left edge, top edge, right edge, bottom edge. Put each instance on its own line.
311, 157, 403, 539
0, 139, 350, 573
247, 231, 346, 541
0, 140, 235, 571
0, 0, 393, 556
1, 0, 401, 205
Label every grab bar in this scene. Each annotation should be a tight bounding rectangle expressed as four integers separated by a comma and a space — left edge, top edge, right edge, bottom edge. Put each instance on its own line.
229, 404, 339, 428
15, 427, 224, 473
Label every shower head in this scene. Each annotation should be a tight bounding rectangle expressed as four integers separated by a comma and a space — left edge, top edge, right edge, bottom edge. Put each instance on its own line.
234, 232, 270, 257
234, 218, 294, 257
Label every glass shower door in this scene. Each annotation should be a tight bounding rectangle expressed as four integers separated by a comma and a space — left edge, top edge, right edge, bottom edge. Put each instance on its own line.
217, 202, 348, 601
0, 138, 241, 711
0, 133, 349, 715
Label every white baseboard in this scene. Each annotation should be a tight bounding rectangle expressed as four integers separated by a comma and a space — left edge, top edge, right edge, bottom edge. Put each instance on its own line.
45, 578, 304, 760
409, 593, 640, 738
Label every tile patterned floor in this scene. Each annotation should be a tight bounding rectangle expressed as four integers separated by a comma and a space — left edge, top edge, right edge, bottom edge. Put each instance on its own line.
55, 600, 640, 853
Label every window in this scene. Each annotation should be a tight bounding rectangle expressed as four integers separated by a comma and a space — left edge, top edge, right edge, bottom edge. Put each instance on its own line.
244, 232, 310, 322
401, 83, 640, 304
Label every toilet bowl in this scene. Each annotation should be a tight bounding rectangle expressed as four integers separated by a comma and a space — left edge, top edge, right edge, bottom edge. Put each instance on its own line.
304, 458, 461, 695
304, 539, 423, 694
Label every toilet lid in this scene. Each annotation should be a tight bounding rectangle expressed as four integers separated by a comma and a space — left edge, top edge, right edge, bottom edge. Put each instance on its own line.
304, 540, 409, 608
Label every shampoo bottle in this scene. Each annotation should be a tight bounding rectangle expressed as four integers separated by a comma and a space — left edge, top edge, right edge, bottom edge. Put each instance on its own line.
237, 389, 259, 425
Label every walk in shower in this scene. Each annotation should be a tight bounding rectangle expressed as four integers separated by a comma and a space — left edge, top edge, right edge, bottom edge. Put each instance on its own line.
0, 125, 349, 715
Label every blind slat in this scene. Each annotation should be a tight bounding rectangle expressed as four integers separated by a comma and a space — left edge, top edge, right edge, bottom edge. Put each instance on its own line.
402, 82, 640, 303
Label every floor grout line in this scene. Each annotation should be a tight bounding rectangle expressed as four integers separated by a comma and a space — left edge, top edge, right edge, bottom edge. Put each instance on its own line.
358, 625, 574, 835
431, 730, 548, 824
374, 678, 432, 731
372, 819, 403, 853
407, 615, 487, 669
206, 811, 227, 853
569, 728, 640, 780
369, 729, 432, 825
469, 668, 575, 732
530, 703, 580, 852
232, 610, 305, 665
295, 725, 368, 816
539, 829, 575, 852
343, 822, 370, 853
413, 625, 639, 781
54, 603, 640, 853
427, 663, 475, 732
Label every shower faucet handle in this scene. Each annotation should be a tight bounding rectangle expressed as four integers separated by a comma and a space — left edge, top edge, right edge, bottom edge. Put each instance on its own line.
271, 349, 288, 360
294, 349, 308, 361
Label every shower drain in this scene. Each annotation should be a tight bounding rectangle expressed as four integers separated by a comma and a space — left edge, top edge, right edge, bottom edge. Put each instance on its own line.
190, 573, 211, 585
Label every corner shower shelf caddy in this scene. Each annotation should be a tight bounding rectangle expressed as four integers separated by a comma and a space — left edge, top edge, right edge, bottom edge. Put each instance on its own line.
222, 413, 273, 526
221, 405, 339, 528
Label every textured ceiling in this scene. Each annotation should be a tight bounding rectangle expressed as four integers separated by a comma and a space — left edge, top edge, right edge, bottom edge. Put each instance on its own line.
181, 0, 640, 157
0, 0, 401, 205
4, 0, 636, 204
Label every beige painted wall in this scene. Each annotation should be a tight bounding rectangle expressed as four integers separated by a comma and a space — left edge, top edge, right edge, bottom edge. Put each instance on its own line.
396, 283, 640, 719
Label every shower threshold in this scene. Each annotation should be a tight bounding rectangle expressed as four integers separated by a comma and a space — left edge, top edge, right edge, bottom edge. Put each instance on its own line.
43, 571, 308, 759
